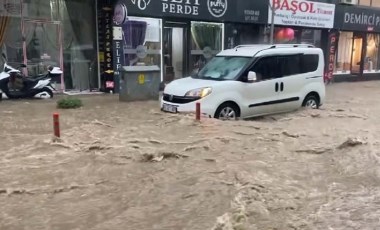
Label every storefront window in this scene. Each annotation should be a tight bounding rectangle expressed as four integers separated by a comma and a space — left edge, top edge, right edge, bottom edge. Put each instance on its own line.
364, 34, 380, 73
301, 29, 322, 47
61, 0, 99, 91
224, 23, 263, 49
122, 16, 162, 74
274, 27, 297, 43
24, 21, 61, 80
2, 17, 23, 69
25, 0, 55, 20
351, 34, 364, 73
335, 32, 368, 75
190, 22, 224, 75
0, 0, 99, 91
335, 32, 353, 74
334, 32, 368, 75
272, 27, 322, 47
163, 22, 186, 83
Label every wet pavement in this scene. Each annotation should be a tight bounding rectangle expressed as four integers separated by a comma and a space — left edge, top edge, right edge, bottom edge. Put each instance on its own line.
1, 82, 380, 230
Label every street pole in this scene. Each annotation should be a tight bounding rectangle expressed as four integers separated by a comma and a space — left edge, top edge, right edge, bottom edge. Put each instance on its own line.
269, 2, 275, 45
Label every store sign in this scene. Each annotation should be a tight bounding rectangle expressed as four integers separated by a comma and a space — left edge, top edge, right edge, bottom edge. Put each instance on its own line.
236, 1, 267, 24
122, 0, 268, 24
324, 30, 338, 82
113, 2, 126, 93
98, 6, 113, 74
243, 9, 261, 23
114, 3, 128, 25
112, 35, 124, 93
130, 0, 151, 10
113, 32, 123, 75
344, 13, 380, 31
268, 0, 335, 29
106, 81, 115, 88
163, 0, 228, 17
136, 45, 148, 59
130, 0, 202, 16
335, 5, 380, 32
207, 0, 228, 18
105, 12, 113, 70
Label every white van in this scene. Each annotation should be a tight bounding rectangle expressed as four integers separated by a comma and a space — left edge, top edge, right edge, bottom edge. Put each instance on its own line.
161, 44, 326, 120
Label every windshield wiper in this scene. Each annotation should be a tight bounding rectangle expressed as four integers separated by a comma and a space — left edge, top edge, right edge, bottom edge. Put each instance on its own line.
200, 75, 215, 80
199, 75, 226, 81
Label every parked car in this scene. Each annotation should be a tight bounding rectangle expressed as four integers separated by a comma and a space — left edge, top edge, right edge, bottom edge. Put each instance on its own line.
161, 44, 326, 120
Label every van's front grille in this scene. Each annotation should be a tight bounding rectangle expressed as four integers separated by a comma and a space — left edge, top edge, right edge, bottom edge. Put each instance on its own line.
163, 94, 199, 104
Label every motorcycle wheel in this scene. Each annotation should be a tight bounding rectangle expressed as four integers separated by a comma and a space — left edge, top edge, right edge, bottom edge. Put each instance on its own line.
36, 87, 54, 99
3, 90, 19, 99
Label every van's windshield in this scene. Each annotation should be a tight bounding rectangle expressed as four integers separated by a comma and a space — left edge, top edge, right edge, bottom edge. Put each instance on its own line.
193, 56, 251, 80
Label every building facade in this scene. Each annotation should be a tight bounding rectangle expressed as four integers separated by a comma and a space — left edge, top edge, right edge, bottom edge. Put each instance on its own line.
332, 3, 380, 81
2, 1, 379, 94
110, 0, 270, 92
0, 0, 100, 92
110, 0, 339, 92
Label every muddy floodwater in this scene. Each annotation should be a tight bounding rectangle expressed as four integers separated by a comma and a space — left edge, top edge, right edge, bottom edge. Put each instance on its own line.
1, 82, 380, 230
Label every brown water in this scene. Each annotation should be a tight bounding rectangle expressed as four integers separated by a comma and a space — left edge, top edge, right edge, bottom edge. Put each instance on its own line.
1, 82, 380, 230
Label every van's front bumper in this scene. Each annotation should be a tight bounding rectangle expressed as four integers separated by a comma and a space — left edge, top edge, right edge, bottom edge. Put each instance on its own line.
160, 95, 216, 118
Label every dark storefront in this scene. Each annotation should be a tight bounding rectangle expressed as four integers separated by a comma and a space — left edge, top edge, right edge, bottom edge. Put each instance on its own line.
333, 4, 380, 81
110, 0, 269, 92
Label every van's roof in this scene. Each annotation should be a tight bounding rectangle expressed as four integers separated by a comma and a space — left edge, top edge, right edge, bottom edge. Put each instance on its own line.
217, 44, 320, 57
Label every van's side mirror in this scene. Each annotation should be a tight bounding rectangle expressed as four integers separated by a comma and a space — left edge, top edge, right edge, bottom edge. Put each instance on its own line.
247, 71, 257, 83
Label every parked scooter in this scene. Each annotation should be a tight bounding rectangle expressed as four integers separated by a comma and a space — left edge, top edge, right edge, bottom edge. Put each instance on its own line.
0, 53, 63, 99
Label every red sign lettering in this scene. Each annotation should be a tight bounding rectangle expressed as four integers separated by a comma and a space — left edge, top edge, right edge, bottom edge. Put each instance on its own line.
324, 31, 338, 82
273, 0, 316, 14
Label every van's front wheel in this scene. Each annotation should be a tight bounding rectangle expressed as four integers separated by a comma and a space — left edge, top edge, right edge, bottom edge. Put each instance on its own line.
214, 102, 240, 120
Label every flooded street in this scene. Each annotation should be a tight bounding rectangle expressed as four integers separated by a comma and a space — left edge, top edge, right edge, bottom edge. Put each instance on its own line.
1, 82, 380, 230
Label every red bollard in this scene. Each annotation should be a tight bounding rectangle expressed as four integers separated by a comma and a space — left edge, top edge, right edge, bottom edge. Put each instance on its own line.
196, 102, 201, 121
53, 112, 60, 138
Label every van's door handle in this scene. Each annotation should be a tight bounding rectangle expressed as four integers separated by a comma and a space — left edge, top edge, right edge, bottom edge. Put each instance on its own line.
280, 82, 284, 91
275, 82, 279, 92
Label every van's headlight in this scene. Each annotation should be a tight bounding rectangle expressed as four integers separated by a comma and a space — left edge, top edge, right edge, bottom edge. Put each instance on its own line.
185, 87, 212, 98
